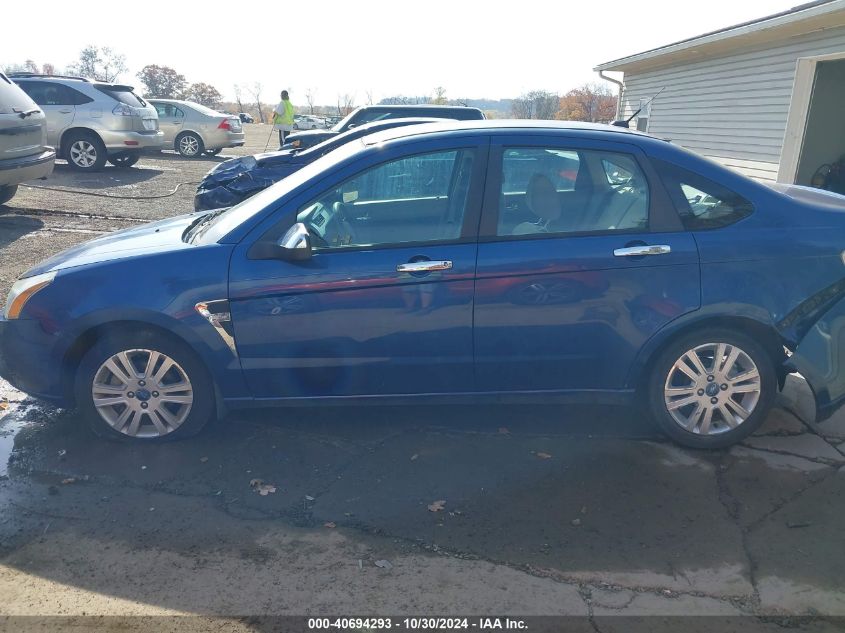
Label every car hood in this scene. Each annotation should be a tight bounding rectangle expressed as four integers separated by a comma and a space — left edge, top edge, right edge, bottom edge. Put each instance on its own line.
23, 212, 204, 278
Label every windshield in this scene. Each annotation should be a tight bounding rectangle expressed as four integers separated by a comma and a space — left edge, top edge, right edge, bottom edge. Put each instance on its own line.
189, 139, 366, 245
95, 85, 147, 107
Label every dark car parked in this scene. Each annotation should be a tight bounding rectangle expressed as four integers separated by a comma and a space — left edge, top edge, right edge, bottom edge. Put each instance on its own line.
4, 121, 845, 450
283, 104, 485, 150
195, 117, 442, 211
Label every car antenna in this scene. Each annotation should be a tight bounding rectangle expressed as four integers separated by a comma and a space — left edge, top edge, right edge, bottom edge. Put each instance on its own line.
611, 86, 665, 128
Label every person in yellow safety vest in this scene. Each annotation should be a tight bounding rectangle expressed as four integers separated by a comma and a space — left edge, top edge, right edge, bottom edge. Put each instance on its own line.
272, 90, 295, 148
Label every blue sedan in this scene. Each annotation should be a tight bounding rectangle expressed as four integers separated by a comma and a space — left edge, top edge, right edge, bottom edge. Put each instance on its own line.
2, 120, 845, 448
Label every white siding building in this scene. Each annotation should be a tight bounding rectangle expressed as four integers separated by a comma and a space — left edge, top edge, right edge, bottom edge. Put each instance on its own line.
595, 0, 845, 186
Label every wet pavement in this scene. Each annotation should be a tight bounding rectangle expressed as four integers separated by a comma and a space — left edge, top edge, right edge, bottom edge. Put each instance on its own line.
1, 374, 844, 629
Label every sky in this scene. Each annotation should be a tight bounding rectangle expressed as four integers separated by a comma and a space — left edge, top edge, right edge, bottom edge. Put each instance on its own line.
1, 0, 803, 105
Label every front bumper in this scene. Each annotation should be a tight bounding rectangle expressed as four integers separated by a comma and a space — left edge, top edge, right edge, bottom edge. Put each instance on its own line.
99, 129, 166, 151
0, 317, 65, 404
0, 149, 55, 187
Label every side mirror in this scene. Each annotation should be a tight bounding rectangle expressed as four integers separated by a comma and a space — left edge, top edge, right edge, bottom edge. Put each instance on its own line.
277, 222, 312, 261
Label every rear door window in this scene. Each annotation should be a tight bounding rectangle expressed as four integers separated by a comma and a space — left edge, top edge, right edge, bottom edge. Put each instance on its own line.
655, 159, 753, 230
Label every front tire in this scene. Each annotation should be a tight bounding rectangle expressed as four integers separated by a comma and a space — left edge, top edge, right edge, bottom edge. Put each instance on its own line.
107, 152, 140, 168
646, 328, 776, 449
64, 131, 107, 171
75, 330, 215, 442
176, 132, 204, 157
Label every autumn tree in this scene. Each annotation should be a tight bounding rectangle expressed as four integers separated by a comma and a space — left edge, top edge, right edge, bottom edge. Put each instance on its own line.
511, 90, 559, 119
68, 45, 126, 82
136, 65, 188, 98
185, 82, 223, 107
41, 62, 55, 75
336, 93, 356, 116
556, 83, 617, 122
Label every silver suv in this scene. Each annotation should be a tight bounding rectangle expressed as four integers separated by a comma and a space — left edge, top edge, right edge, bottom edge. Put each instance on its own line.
0, 72, 55, 205
9, 74, 164, 171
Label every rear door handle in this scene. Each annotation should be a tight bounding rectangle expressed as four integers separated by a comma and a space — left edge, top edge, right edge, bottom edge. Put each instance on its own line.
613, 245, 671, 257
396, 260, 453, 273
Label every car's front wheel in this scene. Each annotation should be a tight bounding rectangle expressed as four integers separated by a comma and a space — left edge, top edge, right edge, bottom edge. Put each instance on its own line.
75, 330, 215, 441
647, 329, 776, 449
176, 132, 204, 157
107, 152, 140, 168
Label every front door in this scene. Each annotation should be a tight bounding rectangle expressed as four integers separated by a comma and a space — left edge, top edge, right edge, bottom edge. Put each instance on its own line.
229, 140, 486, 398
474, 137, 701, 393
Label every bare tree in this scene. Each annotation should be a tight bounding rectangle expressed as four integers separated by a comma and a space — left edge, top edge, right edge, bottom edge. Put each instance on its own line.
556, 83, 617, 122
69, 45, 127, 82
365, 89, 374, 106
305, 88, 317, 115
511, 90, 559, 120
249, 82, 265, 123
233, 84, 245, 113
336, 93, 355, 116
432, 86, 448, 105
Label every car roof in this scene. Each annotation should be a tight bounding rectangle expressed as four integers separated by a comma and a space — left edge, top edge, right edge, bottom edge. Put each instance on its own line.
360, 119, 652, 146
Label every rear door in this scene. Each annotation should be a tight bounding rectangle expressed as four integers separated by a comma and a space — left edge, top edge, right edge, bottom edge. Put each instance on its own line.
473, 135, 701, 392
153, 102, 184, 143
0, 73, 45, 162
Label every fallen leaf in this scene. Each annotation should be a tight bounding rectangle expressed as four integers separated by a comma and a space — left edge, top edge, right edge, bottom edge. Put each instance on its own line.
149, 507, 155, 512
410, 454, 419, 461
581, 506, 588, 515
249, 479, 277, 496
375, 559, 393, 569
536, 452, 552, 460
324, 522, 336, 528
60, 478, 76, 485
571, 518, 582, 526
57, 449, 67, 458
0, 399, 8, 410
200, 457, 209, 463
498, 427, 510, 434
428, 500, 446, 512
305, 495, 315, 501
140, 465, 147, 470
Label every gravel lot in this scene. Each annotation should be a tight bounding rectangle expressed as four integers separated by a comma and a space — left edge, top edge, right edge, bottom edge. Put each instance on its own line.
1, 125, 845, 631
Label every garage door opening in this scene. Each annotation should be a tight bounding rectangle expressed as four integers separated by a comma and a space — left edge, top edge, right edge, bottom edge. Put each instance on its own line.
795, 59, 845, 191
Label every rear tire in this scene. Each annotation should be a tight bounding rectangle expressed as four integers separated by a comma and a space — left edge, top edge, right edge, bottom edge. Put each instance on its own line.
64, 131, 107, 171
0, 184, 18, 206
176, 132, 204, 157
74, 329, 215, 442
646, 328, 776, 449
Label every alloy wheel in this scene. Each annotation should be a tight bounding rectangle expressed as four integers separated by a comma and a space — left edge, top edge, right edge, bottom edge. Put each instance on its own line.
663, 342, 761, 435
69, 140, 98, 168
179, 135, 200, 156
91, 349, 194, 438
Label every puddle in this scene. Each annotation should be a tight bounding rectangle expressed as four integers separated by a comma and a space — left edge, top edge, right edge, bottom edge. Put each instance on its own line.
0, 408, 30, 478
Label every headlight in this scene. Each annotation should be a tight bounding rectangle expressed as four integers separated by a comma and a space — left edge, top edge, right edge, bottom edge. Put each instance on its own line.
4, 271, 56, 319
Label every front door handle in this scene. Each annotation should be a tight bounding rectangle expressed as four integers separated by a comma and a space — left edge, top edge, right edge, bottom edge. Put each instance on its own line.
613, 245, 671, 257
396, 260, 453, 273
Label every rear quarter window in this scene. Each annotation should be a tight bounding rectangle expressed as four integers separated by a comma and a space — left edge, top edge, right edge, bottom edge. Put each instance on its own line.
654, 158, 753, 230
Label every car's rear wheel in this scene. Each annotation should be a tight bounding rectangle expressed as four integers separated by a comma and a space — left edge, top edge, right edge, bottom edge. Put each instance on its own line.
647, 329, 776, 449
107, 152, 140, 168
75, 330, 215, 441
64, 132, 107, 171
176, 132, 204, 157
0, 184, 18, 206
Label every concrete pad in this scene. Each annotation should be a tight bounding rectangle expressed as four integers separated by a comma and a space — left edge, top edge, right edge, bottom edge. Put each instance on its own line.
313, 434, 753, 597
778, 373, 816, 423
748, 469, 845, 615
592, 591, 744, 616
754, 408, 806, 436
816, 409, 845, 440
743, 435, 844, 463
729, 446, 829, 473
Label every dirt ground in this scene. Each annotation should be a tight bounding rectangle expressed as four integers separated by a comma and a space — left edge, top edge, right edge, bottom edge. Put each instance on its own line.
1, 125, 845, 632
